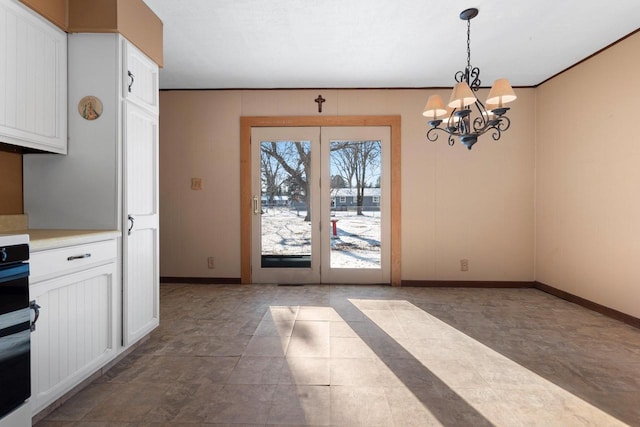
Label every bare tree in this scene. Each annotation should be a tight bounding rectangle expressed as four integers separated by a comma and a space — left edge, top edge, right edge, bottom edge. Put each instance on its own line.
261, 153, 285, 209
261, 141, 312, 221
331, 140, 381, 215
330, 175, 348, 189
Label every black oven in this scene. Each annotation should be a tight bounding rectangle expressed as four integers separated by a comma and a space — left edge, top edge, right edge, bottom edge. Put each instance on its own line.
0, 235, 34, 420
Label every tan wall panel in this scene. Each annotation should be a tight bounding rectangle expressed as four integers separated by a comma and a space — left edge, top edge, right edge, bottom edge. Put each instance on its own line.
159, 89, 536, 282
536, 32, 640, 318
159, 91, 242, 278
0, 151, 23, 214
19, 0, 67, 30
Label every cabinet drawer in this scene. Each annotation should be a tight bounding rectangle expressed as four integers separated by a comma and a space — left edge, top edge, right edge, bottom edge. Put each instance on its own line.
30, 239, 117, 283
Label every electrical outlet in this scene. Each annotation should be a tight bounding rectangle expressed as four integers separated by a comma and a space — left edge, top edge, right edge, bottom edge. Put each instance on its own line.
460, 259, 469, 272
207, 257, 215, 269
191, 178, 203, 190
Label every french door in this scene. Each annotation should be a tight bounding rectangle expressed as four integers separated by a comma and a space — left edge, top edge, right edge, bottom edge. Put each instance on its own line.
251, 126, 390, 284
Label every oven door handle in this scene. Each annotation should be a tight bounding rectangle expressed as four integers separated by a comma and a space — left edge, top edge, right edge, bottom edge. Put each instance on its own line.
30, 300, 41, 332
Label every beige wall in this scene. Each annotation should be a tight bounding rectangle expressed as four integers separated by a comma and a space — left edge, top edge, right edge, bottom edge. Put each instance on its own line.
159, 88, 536, 281
535, 32, 640, 318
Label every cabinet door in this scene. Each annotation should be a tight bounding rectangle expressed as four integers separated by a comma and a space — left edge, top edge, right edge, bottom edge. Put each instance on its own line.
123, 40, 159, 113
122, 102, 159, 347
30, 263, 117, 415
0, 0, 67, 153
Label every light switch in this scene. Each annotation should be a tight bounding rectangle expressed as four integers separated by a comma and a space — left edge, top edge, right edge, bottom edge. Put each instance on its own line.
191, 178, 202, 190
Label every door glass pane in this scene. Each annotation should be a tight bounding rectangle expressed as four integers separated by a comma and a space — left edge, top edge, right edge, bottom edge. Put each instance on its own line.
329, 139, 382, 269
260, 139, 312, 268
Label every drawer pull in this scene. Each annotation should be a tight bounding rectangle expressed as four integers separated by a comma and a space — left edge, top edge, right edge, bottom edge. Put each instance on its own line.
67, 253, 91, 261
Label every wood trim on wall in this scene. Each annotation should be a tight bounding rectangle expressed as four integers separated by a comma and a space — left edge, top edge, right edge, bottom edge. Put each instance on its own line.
160, 277, 242, 285
535, 281, 640, 329
402, 279, 640, 329
402, 280, 536, 288
240, 115, 402, 286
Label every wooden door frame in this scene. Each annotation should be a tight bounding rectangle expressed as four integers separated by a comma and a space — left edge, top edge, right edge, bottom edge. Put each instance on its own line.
240, 115, 401, 286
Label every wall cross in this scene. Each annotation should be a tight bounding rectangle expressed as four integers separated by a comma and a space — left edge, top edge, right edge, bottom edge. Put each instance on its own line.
315, 94, 325, 113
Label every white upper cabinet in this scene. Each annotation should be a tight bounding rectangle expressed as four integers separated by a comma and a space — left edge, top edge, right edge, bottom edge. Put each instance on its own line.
123, 40, 159, 113
0, 0, 67, 153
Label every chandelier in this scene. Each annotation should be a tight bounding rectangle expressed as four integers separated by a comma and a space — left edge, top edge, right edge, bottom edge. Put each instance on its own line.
423, 8, 517, 150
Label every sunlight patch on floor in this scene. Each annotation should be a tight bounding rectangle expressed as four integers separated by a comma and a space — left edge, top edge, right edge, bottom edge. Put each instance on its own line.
347, 298, 627, 426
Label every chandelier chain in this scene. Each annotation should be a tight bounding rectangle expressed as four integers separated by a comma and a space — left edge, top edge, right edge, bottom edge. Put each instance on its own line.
466, 18, 471, 70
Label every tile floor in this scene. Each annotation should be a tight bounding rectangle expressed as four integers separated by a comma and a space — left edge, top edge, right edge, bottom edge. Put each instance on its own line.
37, 284, 640, 426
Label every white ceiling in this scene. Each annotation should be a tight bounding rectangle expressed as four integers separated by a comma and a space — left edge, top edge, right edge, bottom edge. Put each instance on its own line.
142, 0, 640, 90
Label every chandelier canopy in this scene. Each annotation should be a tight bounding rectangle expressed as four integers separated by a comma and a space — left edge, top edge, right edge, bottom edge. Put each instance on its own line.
423, 8, 517, 150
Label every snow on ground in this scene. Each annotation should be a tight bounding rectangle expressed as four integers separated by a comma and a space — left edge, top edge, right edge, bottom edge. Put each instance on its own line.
260, 207, 381, 269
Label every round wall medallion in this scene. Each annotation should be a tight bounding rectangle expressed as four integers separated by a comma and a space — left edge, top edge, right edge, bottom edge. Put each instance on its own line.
78, 96, 103, 121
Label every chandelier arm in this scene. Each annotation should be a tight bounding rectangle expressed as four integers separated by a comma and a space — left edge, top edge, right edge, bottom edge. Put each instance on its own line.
490, 125, 502, 141
458, 116, 468, 135
475, 99, 488, 113
468, 67, 481, 90
448, 134, 456, 146
444, 109, 458, 133
472, 116, 487, 133
426, 127, 441, 142
471, 101, 489, 133
497, 116, 511, 132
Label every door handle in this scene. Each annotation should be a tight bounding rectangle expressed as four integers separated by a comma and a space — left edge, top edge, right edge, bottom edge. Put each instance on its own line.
128, 215, 135, 235
128, 70, 135, 93
30, 300, 41, 332
253, 196, 260, 215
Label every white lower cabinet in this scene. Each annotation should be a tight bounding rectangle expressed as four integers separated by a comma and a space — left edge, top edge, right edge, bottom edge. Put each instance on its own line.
29, 239, 118, 416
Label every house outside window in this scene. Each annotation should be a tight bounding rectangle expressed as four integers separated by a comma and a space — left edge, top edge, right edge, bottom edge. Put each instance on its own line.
339, 196, 346, 203
372, 195, 380, 204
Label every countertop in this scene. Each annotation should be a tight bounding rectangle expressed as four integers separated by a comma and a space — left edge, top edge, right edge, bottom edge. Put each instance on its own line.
2, 229, 120, 251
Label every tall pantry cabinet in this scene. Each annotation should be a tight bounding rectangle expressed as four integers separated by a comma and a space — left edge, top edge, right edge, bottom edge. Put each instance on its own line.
24, 33, 160, 348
